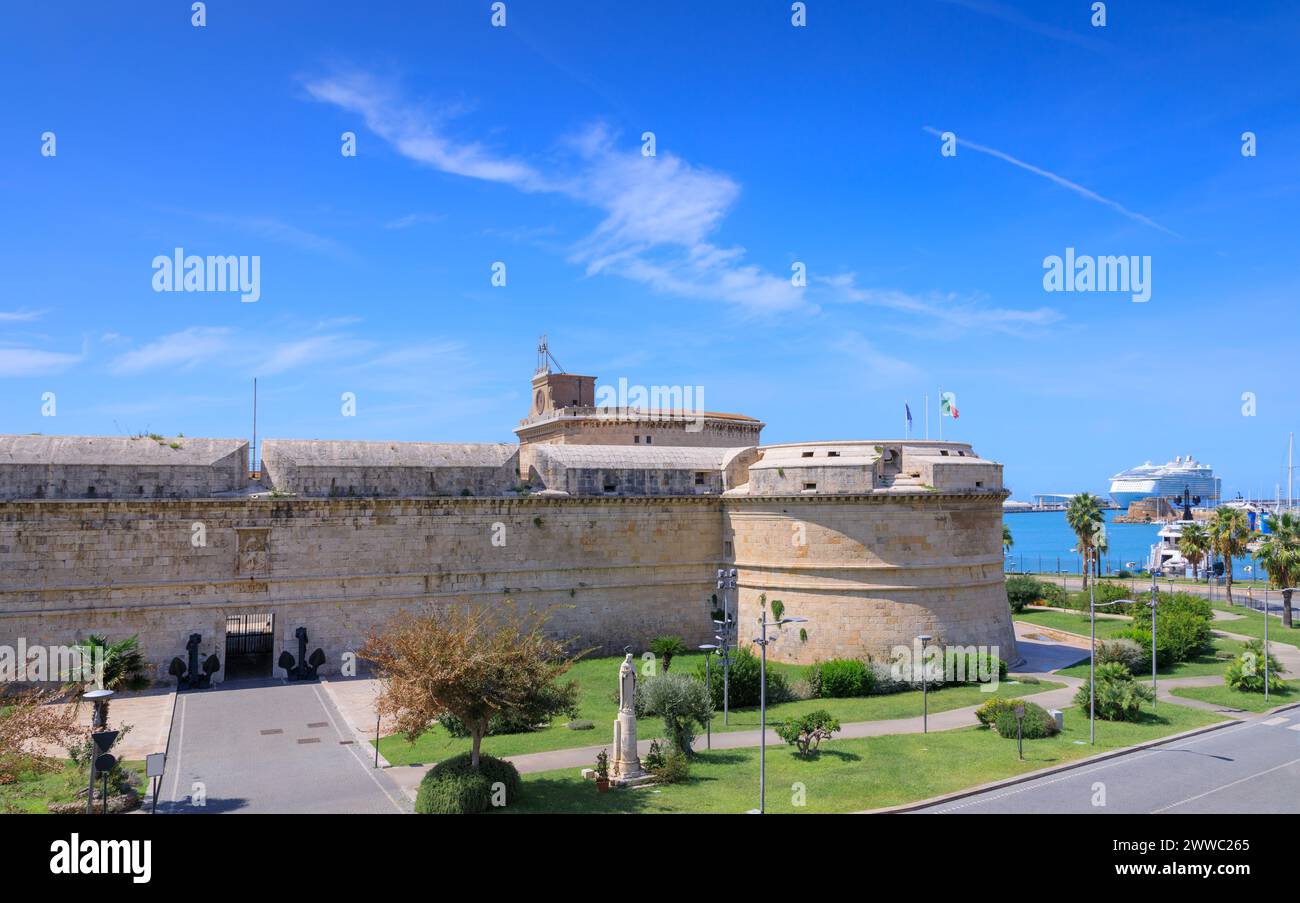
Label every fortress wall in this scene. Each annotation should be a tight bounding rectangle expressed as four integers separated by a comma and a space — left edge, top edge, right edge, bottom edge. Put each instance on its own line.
724, 492, 1017, 665
259, 440, 519, 498
0, 445, 248, 501
0, 497, 722, 681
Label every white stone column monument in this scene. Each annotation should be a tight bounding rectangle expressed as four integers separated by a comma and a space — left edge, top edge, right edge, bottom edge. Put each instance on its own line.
611, 652, 651, 785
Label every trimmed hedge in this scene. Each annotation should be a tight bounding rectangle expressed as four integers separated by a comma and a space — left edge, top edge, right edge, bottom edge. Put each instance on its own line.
993, 701, 1058, 740
697, 647, 792, 709
414, 752, 522, 814
806, 658, 873, 698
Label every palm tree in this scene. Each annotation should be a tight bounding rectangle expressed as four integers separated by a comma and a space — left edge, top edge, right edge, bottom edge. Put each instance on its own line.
1065, 493, 1104, 588
1257, 513, 1300, 628
1002, 523, 1014, 551
62, 634, 150, 723
1178, 522, 1211, 581
1210, 506, 1252, 606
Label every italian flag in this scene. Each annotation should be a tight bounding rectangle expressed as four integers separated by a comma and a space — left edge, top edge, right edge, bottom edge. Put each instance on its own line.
941, 392, 960, 419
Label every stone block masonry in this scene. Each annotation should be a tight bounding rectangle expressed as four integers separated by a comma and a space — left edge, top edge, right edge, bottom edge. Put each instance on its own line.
0, 497, 724, 682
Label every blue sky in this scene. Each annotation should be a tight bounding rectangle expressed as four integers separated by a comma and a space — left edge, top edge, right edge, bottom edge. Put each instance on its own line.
2, 0, 1298, 500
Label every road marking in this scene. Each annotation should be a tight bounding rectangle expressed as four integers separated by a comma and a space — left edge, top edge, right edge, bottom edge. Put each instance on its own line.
1261, 717, 1289, 726
930, 719, 1256, 813
1151, 757, 1300, 813
165, 694, 187, 812
1288, 724, 1300, 732
311, 683, 407, 813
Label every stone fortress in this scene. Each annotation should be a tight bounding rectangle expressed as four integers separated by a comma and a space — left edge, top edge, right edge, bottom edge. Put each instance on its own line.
0, 348, 1016, 682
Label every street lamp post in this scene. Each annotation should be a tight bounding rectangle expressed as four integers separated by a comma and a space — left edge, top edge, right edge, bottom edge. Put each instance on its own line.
698, 644, 718, 749
1150, 568, 1160, 707
752, 611, 807, 814
917, 634, 933, 733
716, 568, 737, 725
84, 689, 115, 815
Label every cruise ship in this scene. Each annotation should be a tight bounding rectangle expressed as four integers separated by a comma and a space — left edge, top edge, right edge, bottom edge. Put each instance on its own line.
1108, 455, 1221, 510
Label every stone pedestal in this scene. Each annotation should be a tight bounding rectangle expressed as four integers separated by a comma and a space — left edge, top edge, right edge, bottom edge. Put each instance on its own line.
611, 653, 653, 786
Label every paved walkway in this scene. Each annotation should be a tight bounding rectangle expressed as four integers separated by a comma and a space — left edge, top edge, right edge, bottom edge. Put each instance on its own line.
157, 679, 410, 814
35, 687, 174, 762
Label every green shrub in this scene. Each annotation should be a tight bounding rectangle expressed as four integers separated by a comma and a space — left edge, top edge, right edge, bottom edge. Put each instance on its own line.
641, 672, 713, 755
697, 647, 792, 709
774, 709, 841, 756
993, 701, 1058, 739
1073, 662, 1155, 721
414, 752, 523, 813
806, 658, 873, 698
652, 749, 690, 783
643, 739, 665, 772
566, 719, 594, 731
1096, 637, 1146, 673
868, 661, 908, 694
1225, 640, 1289, 693
1006, 575, 1044, 613
1037, 582, 1067, 607
974, 696, 1022, 727
1117, 606, 1211, 668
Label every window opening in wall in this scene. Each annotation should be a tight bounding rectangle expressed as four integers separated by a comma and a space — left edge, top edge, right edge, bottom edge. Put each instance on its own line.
827, 451, 840, 457
803, 482, 817, 491
694, 472, 707, 485
801, 451, 814, 458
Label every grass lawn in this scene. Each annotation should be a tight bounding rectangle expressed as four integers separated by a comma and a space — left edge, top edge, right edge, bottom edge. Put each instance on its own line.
0, 759, 146, 814
1171, 682, 1299, 713
499, 703, 1227, 814
375, 651, 1062, 765
1055, 635, 1247, 681
1015, 609, 1133, 640
1208, 603, 1300, 647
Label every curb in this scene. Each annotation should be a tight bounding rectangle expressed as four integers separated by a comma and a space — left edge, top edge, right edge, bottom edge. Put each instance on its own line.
861, 714, 1251, 814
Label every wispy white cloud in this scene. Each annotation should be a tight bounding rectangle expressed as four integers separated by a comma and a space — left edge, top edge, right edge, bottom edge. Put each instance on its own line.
0, 344, 85, 377
255, 334, 375, 376
304, 72, 548, 188
110, 327, 233, 374
817, 273, 1063, 337
0, 309, 46, 322
385, 212, 444, 230
934, 0, 1104, 51
302, 71, 804, 313
922, 127, 1179, 237
829, 330, 919, 382
107, 324, 463, 382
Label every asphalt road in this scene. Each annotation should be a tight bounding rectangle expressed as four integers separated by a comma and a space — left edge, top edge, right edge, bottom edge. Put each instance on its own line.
917, 707, 1300, 814
157, 679, 410, 814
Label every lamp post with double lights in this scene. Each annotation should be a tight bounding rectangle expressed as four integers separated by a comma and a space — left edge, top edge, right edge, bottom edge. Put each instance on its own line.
752, 609, 807, 814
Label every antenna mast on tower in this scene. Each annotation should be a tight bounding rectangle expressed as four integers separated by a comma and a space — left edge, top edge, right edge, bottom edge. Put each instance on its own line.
536, 334, 565, 375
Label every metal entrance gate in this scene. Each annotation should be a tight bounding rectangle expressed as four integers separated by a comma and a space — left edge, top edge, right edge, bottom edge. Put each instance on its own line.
225, 613, 274, 654
224, 613, 275, 679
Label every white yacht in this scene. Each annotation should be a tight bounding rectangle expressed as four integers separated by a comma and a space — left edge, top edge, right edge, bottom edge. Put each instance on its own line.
1109, 455, 1220, 510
